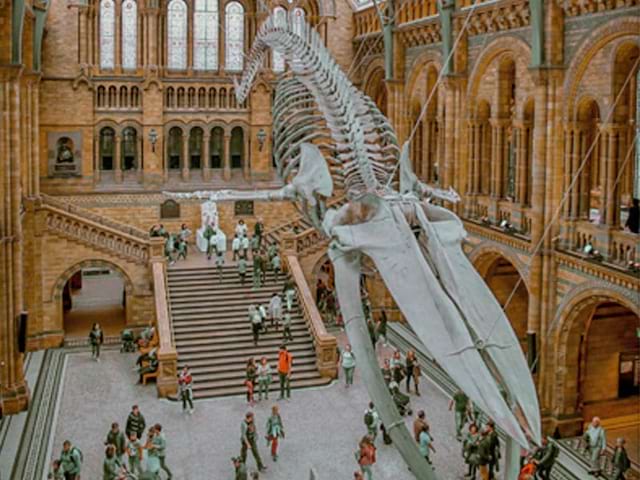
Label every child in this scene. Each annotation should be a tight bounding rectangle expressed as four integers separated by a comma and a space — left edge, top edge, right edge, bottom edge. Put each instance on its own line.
126, 432, 142, 476
232, 235, 241, 261
271, 254, 281, 282
245, 378, 255, 406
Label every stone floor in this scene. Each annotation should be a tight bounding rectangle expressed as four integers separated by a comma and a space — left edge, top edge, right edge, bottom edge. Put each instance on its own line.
51, 346, 475, 479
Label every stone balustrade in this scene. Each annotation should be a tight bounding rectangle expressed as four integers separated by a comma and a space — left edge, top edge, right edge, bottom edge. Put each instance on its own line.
164, 83, 248, 112
571, 220, 640, 267
152, 256, 178, 398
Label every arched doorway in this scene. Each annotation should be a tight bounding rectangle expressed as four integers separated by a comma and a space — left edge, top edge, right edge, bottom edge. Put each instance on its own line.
474, 252, 529, 354
62, 266, 128, 340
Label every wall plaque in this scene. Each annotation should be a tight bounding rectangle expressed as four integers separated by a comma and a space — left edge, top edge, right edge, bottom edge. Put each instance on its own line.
234, 200, 254, 216
47, 132, 83, 177
160, 199, 180, 219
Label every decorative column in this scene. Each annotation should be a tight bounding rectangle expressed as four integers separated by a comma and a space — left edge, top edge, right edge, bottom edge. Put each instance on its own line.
115, 134, 123, 182
181, 132, 190, 181
604, 124, 620, 226
94, 134, 101, 183
569, 124, 582, 219
578, 126, 589, 218
243, 135, 250, 180
223, 133, 231, 181
421, 117, 432, 181
597, 125, 608, 224
114, 0, 122, 73
562, 126, 572, 218
513, 123, 524, 204
137, 134, 143, 182
203, 133, 211, 181
78, 5, 90, 66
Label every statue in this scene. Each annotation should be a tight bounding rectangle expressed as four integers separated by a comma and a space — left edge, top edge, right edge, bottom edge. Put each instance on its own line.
166, 11, 540, 479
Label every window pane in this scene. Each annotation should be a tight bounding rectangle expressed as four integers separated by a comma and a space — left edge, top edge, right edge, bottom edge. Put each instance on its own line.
271, 7, 286, 73
100, 0, 115, 69
122, 0, 137, 70
194, 0, 219, 71
168, 0, 187, 70
225, 2, 244, 71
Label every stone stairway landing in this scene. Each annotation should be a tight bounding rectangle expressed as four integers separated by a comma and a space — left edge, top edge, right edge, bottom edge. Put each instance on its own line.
167, 264, 331, 399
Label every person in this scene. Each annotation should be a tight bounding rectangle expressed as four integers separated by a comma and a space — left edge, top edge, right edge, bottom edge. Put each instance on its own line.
418, 423, 436, 466
413, 410, 428, 442
245, 377, 256, 407
102, 444, 122, 480
376, 311, 388, 346
149, 224, 162, 237
232, 235, 241, 261
583, 416, 606, 476
357, 435, 376, 480
612, 437, 631, 480
364, 402, 379, 442
215, 229, 227, 281
271, 253, 281, 282
282, 310, 293, 343
269, 293, 283, 331
316, 279, 326, 304
236, 219, 248, 238
367, 318, 377, 346
253, 253, 264, 290
449, 389, 470, 440
265, 405, 285, 461
412, 362, 422, 396
267, 242, 278, 263
104, 422, 126, 463
126, 432, 142, 476
463, 423, 481, 479
246, 358, 257, 388
238, 254, 248, 284
152, 424, 172, 479
249, 306, 262, 345
277, 345, 293, 400
390, 350, 404, 384
125, 405, 146, 440
258, 304, 268, 332
405, 350, 417, 394
143, 427, 161, 478
176, 238, 187, 260
240, 412, 267, 472
206, 227, 217, 260
179, 223, 191, 241
89, 322, 104, 361
625, 198, 639, 233
477, 429, 493, 480
254, 218, 264, 249
256, 357, 272, 401
178, 365, 194, 414
283, 278, 296, 311
233, 456, 248, 480
518, 455, 537, 480
59, 440, 82, 480
533, 437, 559, 480
48, 460, 65, 480
341, 343, 356, 387
165, 234, 176, 264
485, 421, 500, 479
242, 234, 251, 260
137, 350, 158, 383
381, 359, 392, 385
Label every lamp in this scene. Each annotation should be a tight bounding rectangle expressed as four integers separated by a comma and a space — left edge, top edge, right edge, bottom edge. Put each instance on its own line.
256, 128, 267, 152
148, 128, 158, 153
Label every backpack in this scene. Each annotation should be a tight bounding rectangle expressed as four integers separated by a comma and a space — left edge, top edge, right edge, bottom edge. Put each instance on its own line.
72, 446, 83, 465
364, 410, 375, 427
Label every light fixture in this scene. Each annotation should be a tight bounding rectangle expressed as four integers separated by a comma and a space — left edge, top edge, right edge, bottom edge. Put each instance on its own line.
256, 128, 267, 152
148, 128, 158, 153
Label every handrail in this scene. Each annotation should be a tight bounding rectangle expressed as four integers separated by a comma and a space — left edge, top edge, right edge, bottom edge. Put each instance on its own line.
285, 254, 338, 378
152, 257, 178, 397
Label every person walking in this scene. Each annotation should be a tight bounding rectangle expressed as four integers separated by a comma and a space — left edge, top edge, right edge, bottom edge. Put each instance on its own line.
269, 293, 282, 331
89, 322, 104, 361
48, 460, 64, 480
143, 427, 161, 478
252, 253, 264, 290
246, 357, 257, 388
178, 365, 194, 414
418, 423, 436, 466
176, 238, 187, 261
256, 357, 273, 401
463, 423, 481, 479
152, 424, 172, 479
232, 456, 248, 480
258, 304, 268, 332
249, 306, 262, 346
242, 234, 251, 260
341, 344, 356, 387
381, 359, 392, 385
283, 278, 296, 311
412, 362, 422, 396
477, 428, 494, 480
267, 242, 278, 264
265, 405, 285, 462
254, 218, 265, 249
104, 422, 126, 463
215, 229, 227, 282
611, 438, 631, 480
240, 412, 267, 472
583, 416, 606, 476
376, 311, 388, 347
206, 228, 217, 260
413, 410, 428, 442
390, 350, 404, 385
282, 311, 293, 343
232, 235, 241, 261
363, 402, 379, 442
533, 437, 559, 480
125, 405, 146, 441
125, 432, 142, 477
405, 350, 417, 394
238, 255, 248, 285
449, 390, 470, 440
277, 345, 293, 400
102, 444, 122, 480
271, 253, 281, 282
59, 440, 82, 480
235, 219, 248, 238
356, 435, 376, 480
485, 421, 500, 480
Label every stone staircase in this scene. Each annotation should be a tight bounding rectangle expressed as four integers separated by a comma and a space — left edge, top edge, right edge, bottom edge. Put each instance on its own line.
167, 264, 332, 399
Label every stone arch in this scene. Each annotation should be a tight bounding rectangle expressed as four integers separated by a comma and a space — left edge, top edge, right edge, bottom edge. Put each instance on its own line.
468, 242, 529, 284
405, 51, 443, 99
562, 16, 640, 121
361, 59, 387, 114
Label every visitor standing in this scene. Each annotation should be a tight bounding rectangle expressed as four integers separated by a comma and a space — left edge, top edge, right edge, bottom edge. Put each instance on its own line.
271, 253, 281, 282
235, 220, 248, 238
125, 405, 146, 440
282, 311, 293, 343
246, 358, 257, 387
232, 235, 241, 261
269, 293, 283, 331
283, 278, 296, 311
341, 344, 356, 387
277, 345, 293, 400
126, 432, 142, 476
463, 423, 481, 479
265, 405, 285, 461
143, 427, 161, 478
584, 416, 606, 477
611, 438, 631, 480
238, 255, 248, 284
252, 253, 264, 290
215, 229, 227, 282
240, 412, 267, 472
376, 311, 388, 346
390, 350, 404, 384
89, 322, 104, 361
152, 424, 173, 479
625, 198, 639, 233
254, 218, 264, 249
405, 350, 417, 394
249, 306, 262, 345
485, 421, 500, 479
418, 423, 436, 466
381, 359, 392, 385
242, 234, 251, 260
449, 390, 470, 440
59, 440, 82, 480
232, 456, 248, 480
206, 227, 217, 260
104, 422, 126, 463
256, 357, 273, 401
178, 365, 194, 414
412, 362, 422, 396
102, 444, 122, 480
413, 410, 428, 442
533, 437, 559, 480
356, 435, 376, 480
363, 402, 379, 442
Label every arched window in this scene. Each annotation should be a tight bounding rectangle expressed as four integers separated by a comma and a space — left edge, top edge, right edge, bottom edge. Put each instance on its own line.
99, 0, 115, 69
230, 126, 244, 169
99, 127, 116, 170
225, 2, 244, 72
210, 127, 224, 168
194, 0, 219, 71
271, 7, 286, 73
122, 0, 137, 70
168, 127, 183, 169
208, 88, 217, 108
292, 7, 305, 36
189, 127, 204, 169
167, 0, 187, 70
121, 127, 138, 170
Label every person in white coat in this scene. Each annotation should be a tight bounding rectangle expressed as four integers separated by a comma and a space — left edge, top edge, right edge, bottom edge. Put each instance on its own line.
269, 293, 283, 331
215, 229, 227, 281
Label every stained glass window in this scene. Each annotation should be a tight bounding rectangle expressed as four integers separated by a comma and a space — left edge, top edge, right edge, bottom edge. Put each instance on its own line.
122, 0, 137, 70
293, 7, 305, 36
271, 7, 286, 73
168, 0, 187, 70
194, 0, 218, 71
225, 2, 244, 71
99, 0, 115, 69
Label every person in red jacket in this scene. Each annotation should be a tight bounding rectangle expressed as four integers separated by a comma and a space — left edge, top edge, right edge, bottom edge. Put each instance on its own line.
357, 434, 376, 480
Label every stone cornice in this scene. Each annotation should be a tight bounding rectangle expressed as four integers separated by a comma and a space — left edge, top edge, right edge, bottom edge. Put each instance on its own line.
554, 250, 640, 290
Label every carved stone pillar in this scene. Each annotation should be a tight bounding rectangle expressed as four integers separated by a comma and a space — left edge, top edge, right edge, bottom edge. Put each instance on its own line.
466, 120, 476, 195
137, 135, 143, 182
203, 134, 211, 181
604, 124, 621, 226
243, 135, 250, 180
223, 134, 231, 181
562, 126, 572, 218
182, 131, 190, 181
94, 134, 101, 183
115, 134, 123, 182
78, 6, 90, 66
513, 124, 524, 204
570, 124, 582, 219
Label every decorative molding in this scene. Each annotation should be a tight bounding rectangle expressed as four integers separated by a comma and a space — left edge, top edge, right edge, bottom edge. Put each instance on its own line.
454, 0, 531, 36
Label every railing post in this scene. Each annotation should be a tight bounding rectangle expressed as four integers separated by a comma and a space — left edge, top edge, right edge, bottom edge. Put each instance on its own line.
152, 257, 178, 398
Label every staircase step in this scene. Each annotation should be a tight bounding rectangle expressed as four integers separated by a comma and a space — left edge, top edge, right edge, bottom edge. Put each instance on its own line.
173, 324, 309, 338
175, 342, 316, 362
175, 336, 314, 352
188, 364, 321, 384
192, 371, 328, 392
192, 377, 331, 399
176, 349, 318, 369
181, 356, 318, 375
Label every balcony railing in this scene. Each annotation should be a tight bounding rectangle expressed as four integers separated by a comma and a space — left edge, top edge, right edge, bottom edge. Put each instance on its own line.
571, 220, 639, 267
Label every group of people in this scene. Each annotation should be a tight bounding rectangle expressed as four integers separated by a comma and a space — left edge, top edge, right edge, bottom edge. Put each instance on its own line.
248, 283, 296, 346
244, 345, 294, 407
150, 223, 192, 266
50, 406, 173, 480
